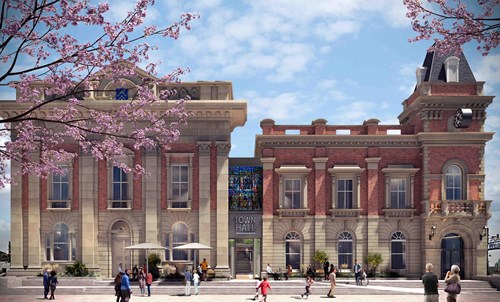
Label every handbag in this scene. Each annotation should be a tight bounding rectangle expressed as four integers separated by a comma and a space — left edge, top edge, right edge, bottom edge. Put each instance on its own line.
444, 282, 461, 295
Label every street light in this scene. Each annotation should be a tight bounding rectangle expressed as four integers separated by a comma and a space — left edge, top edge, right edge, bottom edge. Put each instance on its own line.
429, 225, 436, 241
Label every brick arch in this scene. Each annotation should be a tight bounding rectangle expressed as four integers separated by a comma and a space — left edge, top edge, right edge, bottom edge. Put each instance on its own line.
441, 158, 469, 174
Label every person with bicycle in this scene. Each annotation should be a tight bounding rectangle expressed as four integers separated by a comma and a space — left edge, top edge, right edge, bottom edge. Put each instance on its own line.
354, 260, 361, 285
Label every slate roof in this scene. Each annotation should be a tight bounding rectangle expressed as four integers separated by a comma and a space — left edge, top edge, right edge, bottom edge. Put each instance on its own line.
421, 49, 476, 83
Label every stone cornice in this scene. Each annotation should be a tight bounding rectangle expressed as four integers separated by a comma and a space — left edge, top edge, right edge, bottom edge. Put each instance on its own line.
417, 132, 494, 145
255, 134, 419, 149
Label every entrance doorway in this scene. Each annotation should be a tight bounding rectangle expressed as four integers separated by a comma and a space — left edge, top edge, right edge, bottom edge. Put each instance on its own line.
235, 239, 253, 273
441, 233, 464, 278
111, 221, 131, 277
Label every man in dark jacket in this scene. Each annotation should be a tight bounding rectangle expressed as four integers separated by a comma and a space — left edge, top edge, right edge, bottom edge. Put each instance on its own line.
43, 269, 50, 299
422, 263, 439, 302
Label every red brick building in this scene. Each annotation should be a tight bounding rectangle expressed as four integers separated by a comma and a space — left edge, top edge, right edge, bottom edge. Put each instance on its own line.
255, 50, 493, 278
2, 50, 494, 279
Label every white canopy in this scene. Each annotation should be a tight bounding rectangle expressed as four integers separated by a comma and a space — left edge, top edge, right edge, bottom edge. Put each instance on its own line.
173, 242, 212, 250
124, 243, 167, 275
124, 243, 168, 250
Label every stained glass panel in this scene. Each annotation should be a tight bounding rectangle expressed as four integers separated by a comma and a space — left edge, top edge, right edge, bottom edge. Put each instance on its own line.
229, 166, 263, 211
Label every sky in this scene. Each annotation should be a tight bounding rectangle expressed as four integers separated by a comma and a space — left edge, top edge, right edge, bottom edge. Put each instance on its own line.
0, 0, 499, 263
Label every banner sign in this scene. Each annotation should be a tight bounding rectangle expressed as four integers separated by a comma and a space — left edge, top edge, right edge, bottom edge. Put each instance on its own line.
488, 239, 500, 251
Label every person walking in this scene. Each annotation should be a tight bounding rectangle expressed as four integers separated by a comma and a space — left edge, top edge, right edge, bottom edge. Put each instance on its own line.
184, 268, 192, 296
120, 269, 132, 302
42, 269, 50, 300
138, 269, 145, 296
114, 273, 122, 302
132, 265, 138, 281
354, 260, 361, 285
300, 275, 314, 299
253, 277, 262, 300
327, 268, 337, 298
444, 265, 461, 302
146, 271, 153, 297
193, 270, 200, 295
422, 263, 439, 302
257, 277, 271, 302
48, 270, 58, 300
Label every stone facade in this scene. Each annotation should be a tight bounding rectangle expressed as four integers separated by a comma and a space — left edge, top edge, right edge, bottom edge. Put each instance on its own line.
2, 50, 495, 279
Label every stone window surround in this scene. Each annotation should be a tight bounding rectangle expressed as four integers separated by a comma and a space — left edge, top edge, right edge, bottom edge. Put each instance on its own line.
166, 153, 194, 211
275, 165, 311, 215
328, 165, 365, 210
47, 163, 73, 211
107, 154, 133, 210
45, 222, 76, 262
441, 159, 468, 201
381, 167, 419, 209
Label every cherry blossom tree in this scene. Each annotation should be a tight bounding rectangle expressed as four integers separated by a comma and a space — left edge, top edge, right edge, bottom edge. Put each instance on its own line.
404, 0, 500, 55
0, 0, 199, 188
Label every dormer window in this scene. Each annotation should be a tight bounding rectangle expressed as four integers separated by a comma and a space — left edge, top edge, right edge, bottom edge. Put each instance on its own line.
444, 56, 460, 82
416, 67, 427, 86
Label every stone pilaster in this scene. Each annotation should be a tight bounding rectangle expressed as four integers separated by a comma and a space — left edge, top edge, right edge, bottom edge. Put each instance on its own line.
260, 157, 275, 272
144, 149, 160, 251
27, 158, 41, 270
9, 159, 23, 272
215, 142, 230, 276
197, 142, 211, 262
313, 157, 328, 254
80, 155, 99, 272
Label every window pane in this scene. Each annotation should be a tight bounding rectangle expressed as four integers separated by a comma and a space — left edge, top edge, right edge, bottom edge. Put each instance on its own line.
53, 183, 61, 200
173, 166, 180, 181
292, 192, 301, 209
346, 192, 353, 208
293, 179, 301, 190
346, 180, 353, 191
285, 179, 293, 190
338, 180, 345, 191
61, 183, 69, 200
121, 183, 128, 200
180, 166, 188, 182
113, 167, 120, 182
391, 255, 404, 269
391, 242, 403, 253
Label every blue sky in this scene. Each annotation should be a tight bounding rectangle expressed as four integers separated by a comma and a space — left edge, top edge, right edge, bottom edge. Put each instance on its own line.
0, 0, 499, 261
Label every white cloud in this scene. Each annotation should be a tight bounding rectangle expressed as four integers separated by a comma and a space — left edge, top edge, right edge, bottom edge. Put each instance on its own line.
246, 91, 315, 122
0, 219, 9, 253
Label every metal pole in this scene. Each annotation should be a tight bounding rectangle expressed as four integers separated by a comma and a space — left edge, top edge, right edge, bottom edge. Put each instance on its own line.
486, 227, 489, 275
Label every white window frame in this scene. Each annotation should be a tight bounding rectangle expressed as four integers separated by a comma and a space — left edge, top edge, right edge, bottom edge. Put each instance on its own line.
338, 231, 354, 269
47, 164, 72, 210
275, 165, 311, 211
285, 232, 301, 269
166, 153, 193, 210
107, 153, 133, 210
328, 166, 364, 210
381, 166, 419, 209
45, 223, 75, 262
390, 231, 406, 270
444, 164, 464, 200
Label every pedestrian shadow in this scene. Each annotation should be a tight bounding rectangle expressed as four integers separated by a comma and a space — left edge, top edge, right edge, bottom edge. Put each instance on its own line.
291, 296, 305, 299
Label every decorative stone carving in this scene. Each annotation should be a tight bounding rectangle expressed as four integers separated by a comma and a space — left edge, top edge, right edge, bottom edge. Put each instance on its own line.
198, 142, 211, 156
216, 143, 231, 156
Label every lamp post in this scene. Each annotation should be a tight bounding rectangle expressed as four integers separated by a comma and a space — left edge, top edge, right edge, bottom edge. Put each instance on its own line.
485, 226, 489, 275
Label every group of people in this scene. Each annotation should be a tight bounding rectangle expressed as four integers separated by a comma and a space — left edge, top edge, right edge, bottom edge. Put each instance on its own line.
42, 269, 58, 300
423, 263, 461, 302
114, 263, 153, 302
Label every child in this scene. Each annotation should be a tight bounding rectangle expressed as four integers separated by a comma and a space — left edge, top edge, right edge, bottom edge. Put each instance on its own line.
253, 277, 262, 300
257, 277, 271, 302
300, 275, 314, 299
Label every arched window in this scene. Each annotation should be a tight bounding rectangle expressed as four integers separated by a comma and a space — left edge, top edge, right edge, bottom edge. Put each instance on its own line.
445, 165, 463, 200
338, 232, 353, 269
53, 223, 69, 261
391, 232, 406, 270
285, 232, 301, 269
172, 223, 188, 260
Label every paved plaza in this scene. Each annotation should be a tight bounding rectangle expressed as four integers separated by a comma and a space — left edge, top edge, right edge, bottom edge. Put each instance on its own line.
0, 278, 499, 302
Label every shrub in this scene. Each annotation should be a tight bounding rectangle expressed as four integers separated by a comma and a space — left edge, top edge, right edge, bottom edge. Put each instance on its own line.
148, 253, 161, 278
363, 253, 383, 275
65, 261, 89, 277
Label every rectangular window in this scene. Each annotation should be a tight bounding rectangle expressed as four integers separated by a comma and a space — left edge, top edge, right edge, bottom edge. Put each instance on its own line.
284, 179, 301, 209
112, 166, 128, 207
338, 241, 353, 269
391, 241, 406, 269
390, 179, 407, 209
50, 168, 69, 208
337, 179, 353, 209
45, 234, 51, 261
171, 165, 189, 208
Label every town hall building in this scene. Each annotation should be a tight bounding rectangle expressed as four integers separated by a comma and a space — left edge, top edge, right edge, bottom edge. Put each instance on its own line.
1, 49, 494, 279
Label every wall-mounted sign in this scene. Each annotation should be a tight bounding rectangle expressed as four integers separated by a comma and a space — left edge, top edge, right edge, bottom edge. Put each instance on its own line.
229, 212, 262, 239
453, 108, 472, 128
